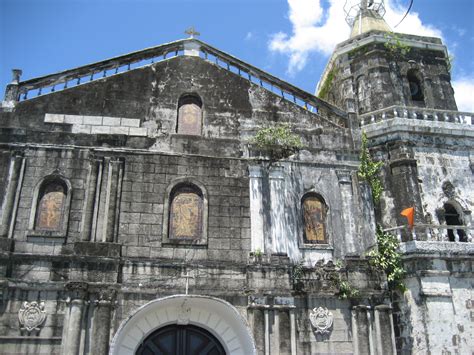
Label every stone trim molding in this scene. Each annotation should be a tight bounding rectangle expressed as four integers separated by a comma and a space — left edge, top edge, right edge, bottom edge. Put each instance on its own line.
44, 113, 148, 136
109, 294, 257, 355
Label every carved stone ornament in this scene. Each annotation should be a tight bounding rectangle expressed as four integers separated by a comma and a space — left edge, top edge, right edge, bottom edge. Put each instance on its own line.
18, 301, 47, 332
176, 299, 191, 325
309, 307, 333, 334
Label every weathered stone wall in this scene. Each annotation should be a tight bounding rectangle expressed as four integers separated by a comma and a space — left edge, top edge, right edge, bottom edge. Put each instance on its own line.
319, 31, 457, 114
0, 50, 392, 355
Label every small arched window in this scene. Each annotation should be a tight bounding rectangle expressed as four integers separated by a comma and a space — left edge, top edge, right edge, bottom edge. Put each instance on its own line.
444, 203, 467, 242
30, 177, 71, 234
177, 94, 202, 135
407, 69, 424, 102
302, 194, 328, 244
169, 185, 203, 240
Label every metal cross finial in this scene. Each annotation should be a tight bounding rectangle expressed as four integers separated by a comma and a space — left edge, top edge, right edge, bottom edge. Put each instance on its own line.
185, 27, 200, 39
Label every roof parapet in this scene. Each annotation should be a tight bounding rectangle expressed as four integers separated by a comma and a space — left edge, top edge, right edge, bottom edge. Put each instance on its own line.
3, 38, 348, 127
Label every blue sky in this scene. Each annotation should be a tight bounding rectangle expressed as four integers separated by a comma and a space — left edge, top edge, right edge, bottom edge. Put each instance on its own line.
1, 0, 473, 110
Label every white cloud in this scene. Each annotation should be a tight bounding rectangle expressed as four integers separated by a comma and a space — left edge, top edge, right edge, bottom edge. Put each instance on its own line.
245, 32, 253, 41
269, 0, 444, 74
452, 78, 474, 112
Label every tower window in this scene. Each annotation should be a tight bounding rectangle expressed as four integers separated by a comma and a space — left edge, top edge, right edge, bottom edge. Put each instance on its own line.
302, 194, 328, 244
177, 94, 202, 135
407, 70, 424, 102
444, 203, 467, 242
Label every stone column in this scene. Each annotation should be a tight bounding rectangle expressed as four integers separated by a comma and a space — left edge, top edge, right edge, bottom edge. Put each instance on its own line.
80, 156, 102, 241
0, 151, 25, 239
3, 69, 22, 105
5, 152, 26, 241
388, 144, 425, 240
90, 289, 116, 354
374, 305, 396, 354
94, 157, 124, 243
249, 166, 265, 252
63, 282, 88, 355
264, 308, 270, 355
269, 166, 287, 255
337, 170, 357, 254
352, 305, 371, 355
289, 308, 297, 355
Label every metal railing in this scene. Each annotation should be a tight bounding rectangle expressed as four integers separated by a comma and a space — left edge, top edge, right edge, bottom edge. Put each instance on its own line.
4, 39, 348, 127
359, 105, 474, 126
384, 224, 473, 243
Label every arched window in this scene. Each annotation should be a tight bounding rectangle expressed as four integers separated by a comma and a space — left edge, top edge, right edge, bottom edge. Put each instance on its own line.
29, 175, 72, 236
444, 203, 467, 242
407, 69, 424, 102
302, 194, 328, 244
162, 178, 208, 245
169, 185, 203, 240
177, 94, 202, 135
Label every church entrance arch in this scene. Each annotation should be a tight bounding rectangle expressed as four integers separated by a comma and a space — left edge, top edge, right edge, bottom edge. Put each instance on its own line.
136, 324, 225, 355
110, 295, 256, 355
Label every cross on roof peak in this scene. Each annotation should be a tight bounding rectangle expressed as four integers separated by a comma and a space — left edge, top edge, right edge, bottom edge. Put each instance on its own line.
185, 27, 200, 39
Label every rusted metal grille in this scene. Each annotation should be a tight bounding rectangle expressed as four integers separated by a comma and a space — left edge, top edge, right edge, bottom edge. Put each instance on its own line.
170, 187, 203, 240
35, 183, 66, 230
303, 196, 327, 244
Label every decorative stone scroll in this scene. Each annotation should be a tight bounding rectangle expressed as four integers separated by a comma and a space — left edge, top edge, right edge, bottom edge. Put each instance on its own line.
18, 301, 47, 332
309, 307, 333, 334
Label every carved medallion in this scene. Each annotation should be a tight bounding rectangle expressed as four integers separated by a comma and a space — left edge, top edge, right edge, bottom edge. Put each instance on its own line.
18, 301, 47, 332
309, 307, 333, 334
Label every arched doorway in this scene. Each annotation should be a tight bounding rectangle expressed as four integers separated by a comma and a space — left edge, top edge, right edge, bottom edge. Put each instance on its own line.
136, 324, 225, 355
110, 295, 256, 355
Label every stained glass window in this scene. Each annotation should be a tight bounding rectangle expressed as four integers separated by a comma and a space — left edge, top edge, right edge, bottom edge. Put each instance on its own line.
35, 182, 66, 231
302, 195, 327, 244
169, 186, 203, 240
177, 95, 202, 135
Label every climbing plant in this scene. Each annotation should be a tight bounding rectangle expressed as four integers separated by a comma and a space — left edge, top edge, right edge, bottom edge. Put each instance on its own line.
384, 32, 411, 59
251, 123, 303, 160
368, 226, 406, 292
331, 272, 360, 300
318, 66, 339, 100
358, 132, 383, 204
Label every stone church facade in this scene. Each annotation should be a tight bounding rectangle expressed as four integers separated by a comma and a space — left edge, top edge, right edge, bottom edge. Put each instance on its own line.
0, 4, 472, 355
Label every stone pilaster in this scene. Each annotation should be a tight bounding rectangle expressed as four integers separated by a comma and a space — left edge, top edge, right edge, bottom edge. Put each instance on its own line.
90, 288, 116, 354
93, 157, 124, 243
337, 170, 357, 254
80, 155, 101, 241
0, 151, 25, 241
62, 282, 88, 355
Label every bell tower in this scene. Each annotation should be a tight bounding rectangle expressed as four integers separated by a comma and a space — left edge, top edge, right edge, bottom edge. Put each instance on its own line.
317, 0, 457, 114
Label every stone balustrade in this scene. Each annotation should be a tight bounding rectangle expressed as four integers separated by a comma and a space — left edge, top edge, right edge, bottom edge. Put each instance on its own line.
359, 105, 474, 126
4, 39, 348, 127
384, 224, 473, 243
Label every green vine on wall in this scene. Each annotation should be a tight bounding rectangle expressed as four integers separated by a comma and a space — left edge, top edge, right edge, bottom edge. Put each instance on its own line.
384, 32, 411, 59
251, 123, 303, 160
330, 273, 360, 300
368, 226, 406, 292
358, 132, 383, 204
318, 66, 339, 100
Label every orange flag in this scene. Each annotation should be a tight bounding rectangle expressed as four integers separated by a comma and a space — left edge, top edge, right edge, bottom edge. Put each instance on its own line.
400, 207, 415, 230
